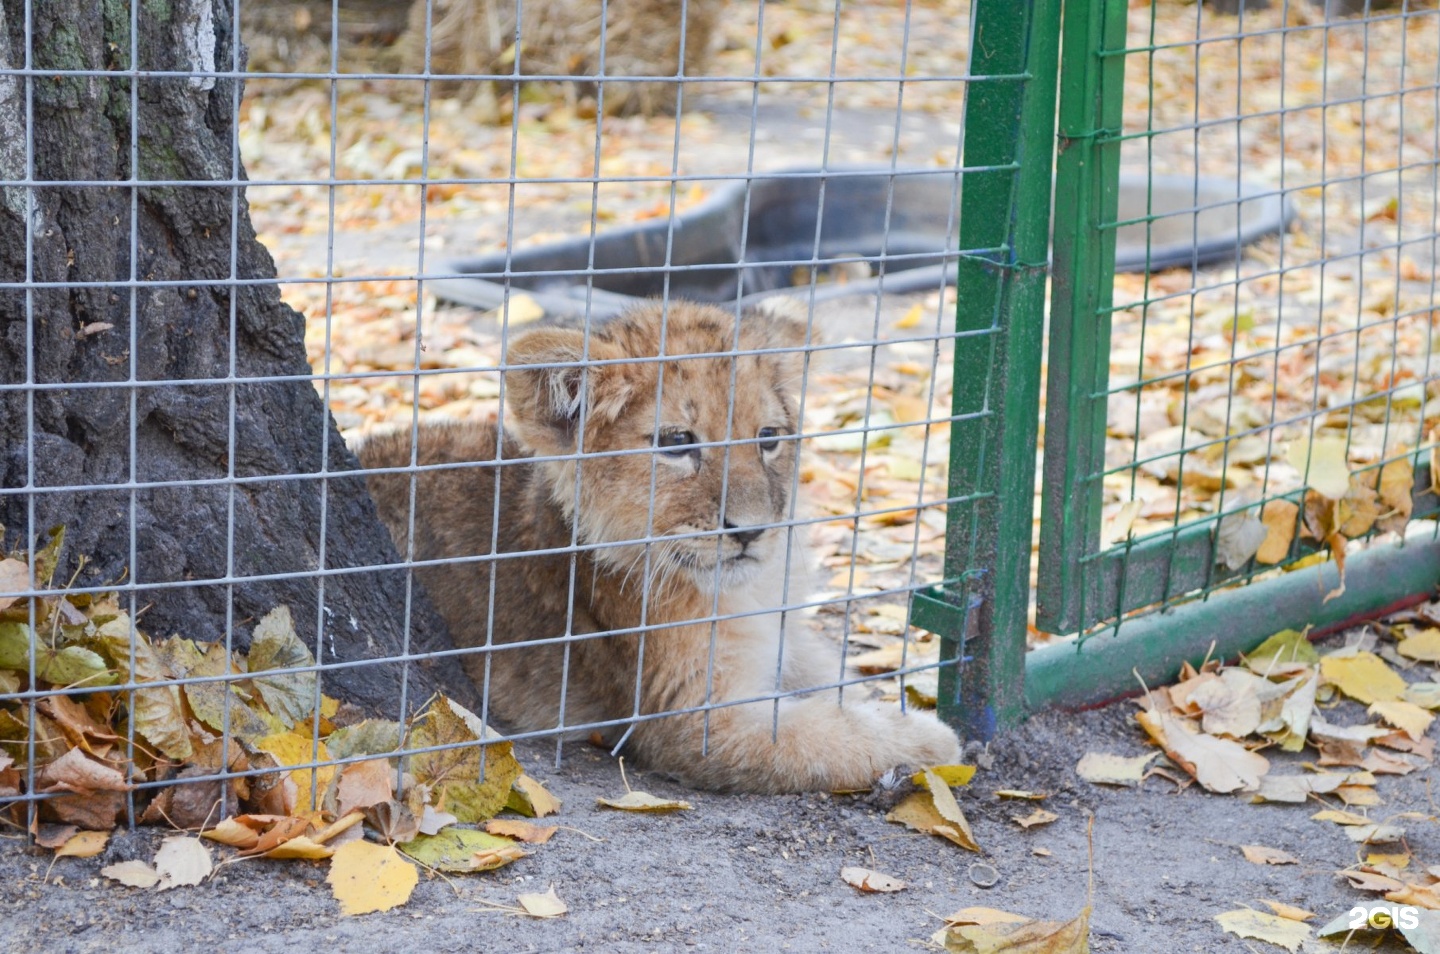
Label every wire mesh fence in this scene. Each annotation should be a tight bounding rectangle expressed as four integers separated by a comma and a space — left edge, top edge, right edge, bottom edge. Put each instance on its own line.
0, 0, 1004, 832
1035, 0, 1440, 700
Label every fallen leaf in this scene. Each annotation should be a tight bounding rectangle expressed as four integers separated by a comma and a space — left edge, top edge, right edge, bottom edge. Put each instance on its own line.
201, 817, 261, 850
1346, 823, 1406, 845
485, 819, 558, 843
154, 836, 212, 890
263, 836, 335, 860
1287, 435, 1351, 499
937, 907, 1090, 953
1398, 629, 1440, 663
1320, 651, 1406, 704
400, 828, 527, 873
517, 884, 567, 918
327, 840, 418, 915
100, 860, 160, 888
841, 866, 906, 893
247, 605, 317, 725
1216, 511, 1267, 569
1256, 500, 1300, 564
418, 804, 458, 836
1245, 629, 1318, 675
1215, 908, 1310, 952
1013, 809, 1058, 829
1368, 699, 1434, 741
336, 759, 396, 817
994, 790, 1048, 800
55, 830, 109, 858
911, 765, 977, 789
1405, 682, 1440, 709
1314, 808, 1381, 826
1241, 845, 1300, 865
506, 773, 562, 818
1075, 751, 1158, 786
595, 791, 693, 812
1136, 710, 1269, 794
406, 695, 521, 824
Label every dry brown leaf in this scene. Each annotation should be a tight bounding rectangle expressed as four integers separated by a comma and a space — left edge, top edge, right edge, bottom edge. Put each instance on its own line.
1135, 710, 1269, 794
485, 819, 558, 843
841, 866, 906, 893
1256, 500, 1300, 564
1241, 845, 1300, 865
1013, 808, 1058, 830
335, 759, 395, 817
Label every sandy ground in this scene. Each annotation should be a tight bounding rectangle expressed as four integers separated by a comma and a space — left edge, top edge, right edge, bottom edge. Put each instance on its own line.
4, 626, 1433, 954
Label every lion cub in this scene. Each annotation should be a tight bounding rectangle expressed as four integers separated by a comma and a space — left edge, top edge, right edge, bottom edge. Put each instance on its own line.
358, 300, 961, 792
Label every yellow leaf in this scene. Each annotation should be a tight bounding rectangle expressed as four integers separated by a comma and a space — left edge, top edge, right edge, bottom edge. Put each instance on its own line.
201, 817, 261, 850
1260, 900, 1316, 922
1368, 699, 1434, 741
1215, 908, 1311, 952
895, 302, 925, 330
910, 764, 977, 789
255, 731, 334, 813
1286, 436, 1351, 499
506, 773, 562, 818
938, 907, 1090, 953
55, 830, 109, 858
886, 789, 980, 852
263, 836, 335, 860
517, 884, 567, 918
595, 791, 692, 812
312, 811, 365, 845
1320, 651, 1407, 704
840, 866, 906, 892
1397, 628, 1440, 663
327, 840, 418, 916
1074, 751, 1157, 786
1312, 808, 1371, 825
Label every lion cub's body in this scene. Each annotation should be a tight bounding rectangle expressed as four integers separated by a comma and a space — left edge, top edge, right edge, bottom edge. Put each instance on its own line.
359, 301, 960, 792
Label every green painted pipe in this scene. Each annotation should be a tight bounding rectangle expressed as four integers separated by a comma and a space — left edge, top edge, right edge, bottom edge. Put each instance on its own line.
1025, 536, 1440, 711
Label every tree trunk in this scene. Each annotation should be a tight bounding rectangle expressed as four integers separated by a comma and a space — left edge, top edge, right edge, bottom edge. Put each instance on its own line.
0, 0, 470, 714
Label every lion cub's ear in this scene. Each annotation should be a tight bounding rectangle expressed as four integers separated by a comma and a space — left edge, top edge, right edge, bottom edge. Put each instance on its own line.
504, 328, 632, 453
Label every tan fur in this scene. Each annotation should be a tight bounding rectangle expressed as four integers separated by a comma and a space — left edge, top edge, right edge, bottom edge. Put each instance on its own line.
358, 301, 961, 793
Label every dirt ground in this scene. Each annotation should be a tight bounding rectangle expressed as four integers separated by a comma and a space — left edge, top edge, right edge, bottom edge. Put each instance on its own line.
2, 626, 1432, 954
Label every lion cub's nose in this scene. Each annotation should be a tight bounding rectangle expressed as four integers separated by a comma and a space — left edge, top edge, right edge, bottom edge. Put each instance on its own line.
722, 519, 765, 547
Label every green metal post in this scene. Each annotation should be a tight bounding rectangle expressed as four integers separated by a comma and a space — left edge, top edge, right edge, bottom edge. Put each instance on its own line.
1035, 0, 1128, 634
914, 0, 1061, 740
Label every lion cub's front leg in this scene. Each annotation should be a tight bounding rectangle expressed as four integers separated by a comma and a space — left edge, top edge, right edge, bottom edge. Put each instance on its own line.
636, 695, 961, 794
631, 624, 962, 793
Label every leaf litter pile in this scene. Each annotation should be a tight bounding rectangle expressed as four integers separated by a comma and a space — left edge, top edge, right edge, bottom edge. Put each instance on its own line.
0, 527, 586, 917
1075, 616, 1440, 951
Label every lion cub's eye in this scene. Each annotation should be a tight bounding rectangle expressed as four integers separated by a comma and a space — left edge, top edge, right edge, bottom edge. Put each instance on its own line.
657, 429, 699, 456
757, 426, 784, 452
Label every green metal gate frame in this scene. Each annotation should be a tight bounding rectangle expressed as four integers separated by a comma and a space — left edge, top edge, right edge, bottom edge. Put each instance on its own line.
923, 0, 1440, 738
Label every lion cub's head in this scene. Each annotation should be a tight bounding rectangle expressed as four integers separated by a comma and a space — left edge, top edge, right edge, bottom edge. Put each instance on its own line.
504, 300, 810, 592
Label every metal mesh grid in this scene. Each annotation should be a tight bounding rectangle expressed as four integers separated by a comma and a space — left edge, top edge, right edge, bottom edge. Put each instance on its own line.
0, 0, 993, 824
1042, 0, 1440, 637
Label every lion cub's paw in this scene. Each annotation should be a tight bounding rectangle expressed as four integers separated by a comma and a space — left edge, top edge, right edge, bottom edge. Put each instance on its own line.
859, 703, 963, 772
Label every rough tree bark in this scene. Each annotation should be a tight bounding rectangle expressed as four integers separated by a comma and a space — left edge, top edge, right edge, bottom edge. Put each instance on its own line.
0, 0, 470, 713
